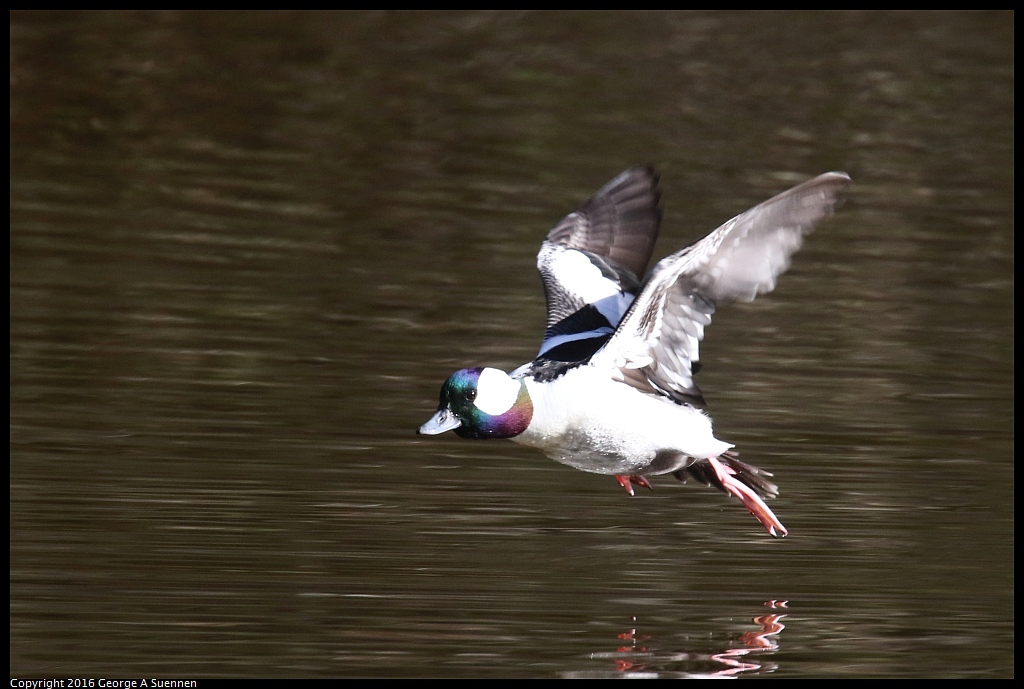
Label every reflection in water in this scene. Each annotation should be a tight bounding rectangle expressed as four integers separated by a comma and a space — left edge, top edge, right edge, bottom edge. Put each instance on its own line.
569, 601, 787, 678
710, 600, 787, 677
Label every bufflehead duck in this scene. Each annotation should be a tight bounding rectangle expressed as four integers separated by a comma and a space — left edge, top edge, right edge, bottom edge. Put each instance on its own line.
419, 167, 850, 537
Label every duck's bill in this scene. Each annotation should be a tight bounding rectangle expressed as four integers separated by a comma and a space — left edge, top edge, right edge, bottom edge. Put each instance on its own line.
418, 409, 462, 435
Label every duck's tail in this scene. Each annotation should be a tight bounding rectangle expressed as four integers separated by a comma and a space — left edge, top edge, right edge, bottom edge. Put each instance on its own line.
672, 451, 779, 499
673, 451, 787, 538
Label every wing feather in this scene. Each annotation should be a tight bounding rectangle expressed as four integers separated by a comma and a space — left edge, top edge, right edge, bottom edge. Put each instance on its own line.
536, 167, 662, 360
593, 172, 852, 405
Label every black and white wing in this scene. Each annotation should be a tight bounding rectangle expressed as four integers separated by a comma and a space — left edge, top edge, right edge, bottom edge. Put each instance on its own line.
590, 172, 852, 406
534, 166, 662, 365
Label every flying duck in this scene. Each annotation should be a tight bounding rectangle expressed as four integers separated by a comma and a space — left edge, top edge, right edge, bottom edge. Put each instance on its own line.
419, 167, 850, 537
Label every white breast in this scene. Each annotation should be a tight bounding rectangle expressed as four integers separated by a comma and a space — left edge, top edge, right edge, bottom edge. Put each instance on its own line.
514, 366, 732, 475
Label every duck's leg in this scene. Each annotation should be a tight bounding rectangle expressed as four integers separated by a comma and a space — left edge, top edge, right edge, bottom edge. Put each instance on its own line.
616, 474, 653, 496
706, 456, 788, 538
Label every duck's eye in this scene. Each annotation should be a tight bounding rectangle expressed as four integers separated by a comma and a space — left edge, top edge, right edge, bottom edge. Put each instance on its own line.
466, 389, 477, 402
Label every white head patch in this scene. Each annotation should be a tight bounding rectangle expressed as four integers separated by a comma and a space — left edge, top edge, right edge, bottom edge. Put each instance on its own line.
475, 368, 521, 415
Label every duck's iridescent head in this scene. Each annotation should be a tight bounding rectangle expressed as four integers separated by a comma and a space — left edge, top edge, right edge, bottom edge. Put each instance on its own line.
418, 367, 533, 440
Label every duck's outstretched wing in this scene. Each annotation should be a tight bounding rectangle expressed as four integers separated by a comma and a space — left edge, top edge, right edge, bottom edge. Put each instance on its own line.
534, 166, 662, 364
590, 172, 852, 406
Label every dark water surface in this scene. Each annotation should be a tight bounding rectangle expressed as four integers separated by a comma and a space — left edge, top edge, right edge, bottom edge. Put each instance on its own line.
11, 11, 1013, 678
